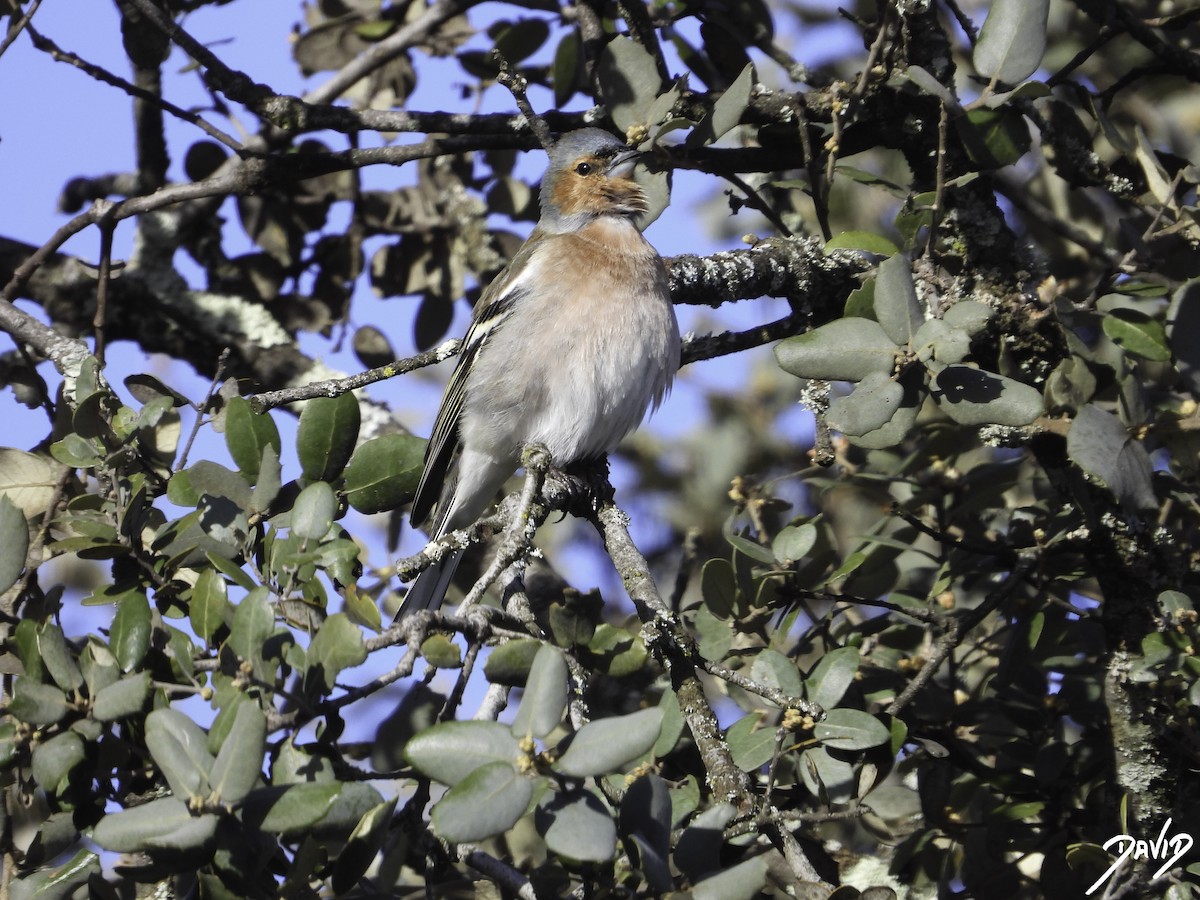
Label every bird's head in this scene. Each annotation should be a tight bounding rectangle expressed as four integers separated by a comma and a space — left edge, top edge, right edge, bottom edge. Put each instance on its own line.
538, 128, 648, 233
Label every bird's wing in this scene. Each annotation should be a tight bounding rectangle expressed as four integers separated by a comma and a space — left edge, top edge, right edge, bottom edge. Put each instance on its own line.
409, 232, 546, 530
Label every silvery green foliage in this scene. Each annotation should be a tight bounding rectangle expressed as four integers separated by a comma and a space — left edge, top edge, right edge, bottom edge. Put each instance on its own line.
4, 0, 1200, 897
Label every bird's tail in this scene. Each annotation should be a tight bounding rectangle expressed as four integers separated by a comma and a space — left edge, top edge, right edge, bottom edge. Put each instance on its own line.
395, 548, 465, 620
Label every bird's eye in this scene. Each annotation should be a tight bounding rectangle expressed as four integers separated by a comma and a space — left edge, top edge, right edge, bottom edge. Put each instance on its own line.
575, 161, 593, 176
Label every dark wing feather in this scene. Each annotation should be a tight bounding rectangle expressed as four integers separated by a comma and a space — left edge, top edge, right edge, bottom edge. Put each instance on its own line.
409, 235, 544, 530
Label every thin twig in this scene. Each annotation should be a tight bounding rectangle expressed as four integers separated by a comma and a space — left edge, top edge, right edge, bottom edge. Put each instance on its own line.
0, 0, 41, 60
926, 100, 948, 259
700, 658, 823, 718
249, 340, 461, 413
853, 0, 892, 97
940, 0, 978, 46
24, 22, 243, 152
722, 173, 793, 237
492, 52, 554, 152
668, 527, 701, 612
92, 219, 116, 367
176, 349, 229, 472
460, 846, 540, 900
458, 445, 553, 613
306, 0, 476, 105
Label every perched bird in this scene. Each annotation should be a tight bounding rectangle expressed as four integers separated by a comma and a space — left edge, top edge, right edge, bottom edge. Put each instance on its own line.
397, 127, 681, 618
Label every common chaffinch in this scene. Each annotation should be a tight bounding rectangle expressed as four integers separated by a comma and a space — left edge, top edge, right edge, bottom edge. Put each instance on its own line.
398, 127, 681, 617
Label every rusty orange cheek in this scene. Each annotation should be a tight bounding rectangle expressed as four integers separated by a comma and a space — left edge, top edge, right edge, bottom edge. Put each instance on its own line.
550, 174, 641, 216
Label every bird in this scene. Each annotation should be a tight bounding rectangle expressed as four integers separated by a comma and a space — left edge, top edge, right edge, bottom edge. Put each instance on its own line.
396, 127, 681, 618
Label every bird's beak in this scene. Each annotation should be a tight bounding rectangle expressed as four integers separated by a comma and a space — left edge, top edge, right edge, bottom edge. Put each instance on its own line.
608, 147, 644, 178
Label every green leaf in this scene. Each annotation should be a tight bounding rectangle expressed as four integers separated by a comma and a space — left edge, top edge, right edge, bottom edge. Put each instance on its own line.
251, 444, 282, 514
209, 702, 266, 804
492, 17, 550, 65
824, 231, 900, 256
724, 528, 776, 565
31, 731, 85, 793
904, 64, 957, 107
1045, 356, 1097, 413
110, 592, 152, 672
555, 707, 664, 777
342, 433, 425, 514
227, 586, 274, 664
692, 855, 770, 900
973, 0, 1049, 84
8, 681, 69, 729
8, 848, 99, 900
0, 723, 15, 769
92, 797, 218, 852
864, 784, 922, 824
331, 797, 398, 895
0, 495, 27, 594
343, 582, 383, 632
806, 646, 860, 710
687, 62, 753, 148
297, 393, 361, 482
772, 523, 817, 566
931, 365, 1043, 426
304, 613, 367, 695
958, 107, 1032, 169
832, 165, 909, 197
653, 691, 685, 760
844, 280, 877, 319
80, 639, 119, 697
943, 299, 993, 335
674, 803, 736, 882
190, 567, 232, 641
511, 644, 568, 741
484, 637, 541, 685
1102, 308, 1171, 361
405, 720, 521, 786
749, 649, 803, 702
186, 460, 253, 508
814, 708, 890, 750
774, 317, 899, 382
224, 396, 280, 484
49, 433, 103, 469
911, 318, 974, 369
799, 745, 856, 803
874, 253, 923, 345
552, 30, 581, 107
700, 557, 739, 617
828, 372, 904, 436
125, 372, 189, 407
619, 775, 673, 890
249, 782, 342, 834
92, 672, 150, 721
1067, 404, 1157, 511
0, 449, 61, 519
843, 369, 925, 449
726, 712, 776, 771
291, 480, 337, 541
582, 624, 649, 677
537, 789, 616, 862
431, 761, 533, 843
693, 603, 733, 661
419, 634, 462, 668
145, 708, 215, 799
894, 191, 936, 249
36, 622, 82, 692
596, 36, 664, 133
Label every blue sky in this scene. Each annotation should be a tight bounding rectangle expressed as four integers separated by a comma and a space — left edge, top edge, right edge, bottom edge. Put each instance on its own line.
0, 1, 838, 722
